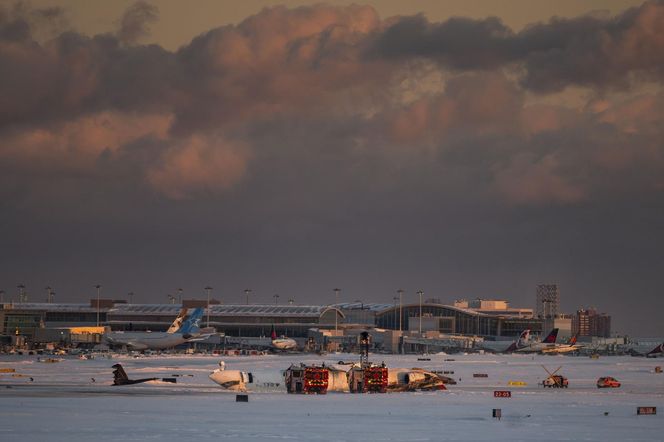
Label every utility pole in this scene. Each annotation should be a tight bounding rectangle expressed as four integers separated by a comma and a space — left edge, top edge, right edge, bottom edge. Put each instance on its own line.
393, 296, 399, 329
397, 289, 404, 332
244, 289, 251, 305
273, 294, 279, 305
177, 288, 183, 304
204, 286, 213, 327
417, 290, 424, 335
333, 288, 340, 332
128, 292, 134, 304
94, 284, 102, 327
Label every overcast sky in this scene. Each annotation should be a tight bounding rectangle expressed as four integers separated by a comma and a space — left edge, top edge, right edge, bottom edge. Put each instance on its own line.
1, 0, 662, 336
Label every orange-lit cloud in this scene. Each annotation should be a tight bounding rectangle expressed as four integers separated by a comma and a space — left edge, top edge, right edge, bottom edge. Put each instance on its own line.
146, 135, 249, 199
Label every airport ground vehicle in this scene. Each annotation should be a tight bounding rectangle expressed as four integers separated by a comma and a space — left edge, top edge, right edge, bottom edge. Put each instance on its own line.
542, 374, 569, 388
541, 366, 568, 388
596, 376, 621, 388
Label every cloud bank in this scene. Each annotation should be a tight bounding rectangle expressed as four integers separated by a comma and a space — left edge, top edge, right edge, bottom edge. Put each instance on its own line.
1, 1, 662, 204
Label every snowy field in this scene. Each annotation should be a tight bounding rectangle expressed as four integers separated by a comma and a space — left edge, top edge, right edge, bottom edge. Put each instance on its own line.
1, 352, 662, 441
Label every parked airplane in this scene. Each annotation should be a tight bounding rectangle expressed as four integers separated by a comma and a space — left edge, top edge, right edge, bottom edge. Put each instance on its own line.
502, 329, 531, 353
646, 343, 664, 358
630, 342, 664, 358
104, 308, 206, 350
513, 328, 562, 353
166, 308, 188, 333
540, 334, 584, 354
270, 325, 297, 350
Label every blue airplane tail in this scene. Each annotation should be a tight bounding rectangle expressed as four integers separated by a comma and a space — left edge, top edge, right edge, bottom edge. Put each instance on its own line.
179, 308, 204, 335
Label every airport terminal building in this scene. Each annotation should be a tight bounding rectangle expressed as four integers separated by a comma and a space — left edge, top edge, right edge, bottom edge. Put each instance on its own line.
1, 300, 541, 341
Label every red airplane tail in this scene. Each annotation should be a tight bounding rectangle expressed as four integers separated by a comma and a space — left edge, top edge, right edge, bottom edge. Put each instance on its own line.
542, 328, 559, 344
646, 343, 664, 357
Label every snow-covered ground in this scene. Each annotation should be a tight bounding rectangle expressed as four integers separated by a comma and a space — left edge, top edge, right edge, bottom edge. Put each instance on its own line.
1, 353, 662, 441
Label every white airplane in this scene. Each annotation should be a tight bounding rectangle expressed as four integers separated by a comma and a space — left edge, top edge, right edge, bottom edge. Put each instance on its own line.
104, 308, 206, 350
209, 361, 286, 392
270, 325, 297, 350
630, 342, 664, 358
540, 334, 584, 354
513, 328, 564, 353
500, 329, 531, 353
387, 367, 452, 391
208, 362, 455, 393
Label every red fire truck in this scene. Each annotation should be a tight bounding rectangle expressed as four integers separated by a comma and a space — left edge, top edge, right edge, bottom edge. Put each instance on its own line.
285, 364, 329, 394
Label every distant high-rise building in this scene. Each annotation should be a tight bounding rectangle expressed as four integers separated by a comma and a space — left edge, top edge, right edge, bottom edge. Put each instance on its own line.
572, 308, 611, 338
536, 284, 560, 318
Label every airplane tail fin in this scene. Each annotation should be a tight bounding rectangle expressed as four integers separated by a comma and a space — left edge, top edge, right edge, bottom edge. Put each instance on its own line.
112, 363, 129, 385
542, 328, 559, 344
270, 324, 277, 340
505, 329, 530, 352
518, 329, 530, 347
179, 308, 204, 335
166, 308, 188, 333
646, 343, 664, 357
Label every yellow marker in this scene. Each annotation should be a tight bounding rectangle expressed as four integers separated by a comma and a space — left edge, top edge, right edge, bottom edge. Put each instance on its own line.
508, 381, 527, 386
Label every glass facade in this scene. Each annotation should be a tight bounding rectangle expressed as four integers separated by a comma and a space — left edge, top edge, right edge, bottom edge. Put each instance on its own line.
375, 304, 542, 337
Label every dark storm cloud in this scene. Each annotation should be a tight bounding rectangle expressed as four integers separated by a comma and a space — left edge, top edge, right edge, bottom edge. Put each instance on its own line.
371, 0, 664, 91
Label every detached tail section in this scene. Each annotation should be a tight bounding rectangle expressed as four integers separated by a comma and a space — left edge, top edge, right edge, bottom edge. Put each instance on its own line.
112, 363, 130, 385
542, 328, 559, 344
271, 324, 277, 340
112, 363, 158, 386
179, 308, 204, 335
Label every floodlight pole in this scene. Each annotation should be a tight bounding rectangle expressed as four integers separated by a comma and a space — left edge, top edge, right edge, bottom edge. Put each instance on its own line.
244, 289, 251, 305
417, 290, 424, 335
204, 286, 213, 327
94, 285, 102, 327
333, 288, 340, 332
397, 289, 404, 332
